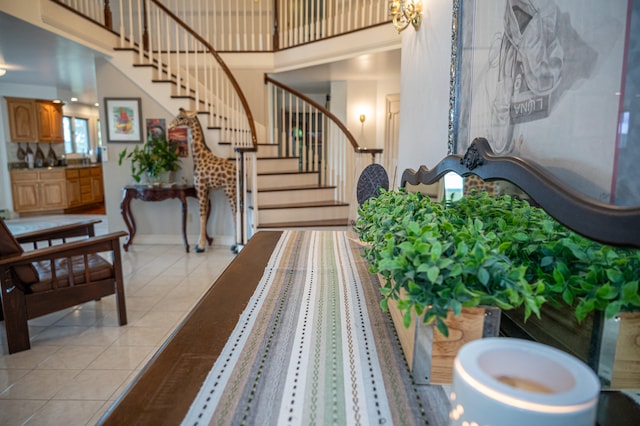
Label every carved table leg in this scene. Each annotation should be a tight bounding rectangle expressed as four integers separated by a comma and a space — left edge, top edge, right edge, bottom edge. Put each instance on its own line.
120, 188, 136, 251
179, 192, 190, 253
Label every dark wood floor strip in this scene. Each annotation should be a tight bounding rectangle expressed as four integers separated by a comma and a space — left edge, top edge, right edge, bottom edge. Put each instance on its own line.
99, 231, 283, 425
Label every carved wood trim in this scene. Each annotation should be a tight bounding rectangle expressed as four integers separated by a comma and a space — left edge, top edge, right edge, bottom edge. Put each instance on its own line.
401, 137, 640, 248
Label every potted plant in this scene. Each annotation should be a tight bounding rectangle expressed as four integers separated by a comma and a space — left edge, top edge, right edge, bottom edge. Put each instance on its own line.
354, 188, 640, 384
118, 137, 181, 185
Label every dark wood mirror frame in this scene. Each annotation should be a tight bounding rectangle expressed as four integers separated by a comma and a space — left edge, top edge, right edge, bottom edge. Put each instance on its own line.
401, 137, 640, 249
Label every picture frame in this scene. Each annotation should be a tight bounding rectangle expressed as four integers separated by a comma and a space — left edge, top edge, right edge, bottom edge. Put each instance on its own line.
448, 0, 633, 203
146, 118, 167, 142
104, 97, 143, 143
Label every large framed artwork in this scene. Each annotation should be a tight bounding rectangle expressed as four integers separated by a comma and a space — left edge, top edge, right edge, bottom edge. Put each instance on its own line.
449, 0, 635, 204
104, 97, 143, 143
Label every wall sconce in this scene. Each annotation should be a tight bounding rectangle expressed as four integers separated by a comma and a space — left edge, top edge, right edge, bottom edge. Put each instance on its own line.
389, 0, 423, 33
359, 114, 366, 125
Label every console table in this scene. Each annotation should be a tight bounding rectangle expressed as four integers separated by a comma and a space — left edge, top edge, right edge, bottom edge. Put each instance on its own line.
120, 185, 212, 253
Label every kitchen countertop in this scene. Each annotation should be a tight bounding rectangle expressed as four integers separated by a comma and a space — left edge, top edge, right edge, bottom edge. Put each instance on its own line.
8, 163, 102, 171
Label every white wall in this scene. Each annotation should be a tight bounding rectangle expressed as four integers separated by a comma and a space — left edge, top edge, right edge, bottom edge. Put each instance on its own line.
396, 0, 453, 186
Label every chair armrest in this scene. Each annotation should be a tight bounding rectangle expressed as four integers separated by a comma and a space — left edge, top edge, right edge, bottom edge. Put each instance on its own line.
15, 220, 103, 245
0, 231, 127, 268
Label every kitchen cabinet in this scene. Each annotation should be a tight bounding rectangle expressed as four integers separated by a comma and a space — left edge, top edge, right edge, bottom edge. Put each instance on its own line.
11, 165, 104, 214
6, 97, 38, 142
5, 97, 64, 143
65, 169, 82, 208
11, 169, 67, 213
36, 100, 64, 143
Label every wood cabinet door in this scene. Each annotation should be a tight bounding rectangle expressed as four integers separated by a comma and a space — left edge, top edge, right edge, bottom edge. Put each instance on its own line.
36, 101, 54, 142
11, 181, 40, 212
50, 103, 64, 143
90, 167, 104, 202
66, 177, 81, 207
40, 180, 67, 209
6, 98, 37, 142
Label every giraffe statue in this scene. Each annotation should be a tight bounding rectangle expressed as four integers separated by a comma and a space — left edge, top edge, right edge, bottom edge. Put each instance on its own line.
169, 108, 237, 252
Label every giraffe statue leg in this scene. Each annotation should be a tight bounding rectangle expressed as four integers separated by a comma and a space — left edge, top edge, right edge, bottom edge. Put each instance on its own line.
222, 183, 238, 252
195, 186, 210, 253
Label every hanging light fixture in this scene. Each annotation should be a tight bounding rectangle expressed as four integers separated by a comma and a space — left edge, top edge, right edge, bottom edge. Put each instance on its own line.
389, 0, 423, 33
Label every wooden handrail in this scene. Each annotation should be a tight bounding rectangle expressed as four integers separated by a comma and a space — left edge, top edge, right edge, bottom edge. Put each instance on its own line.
265, 74, 380, 154
150, 0, 258, 149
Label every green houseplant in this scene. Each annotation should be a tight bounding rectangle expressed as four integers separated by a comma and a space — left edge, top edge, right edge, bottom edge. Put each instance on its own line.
118, 137, 181, 184
355, 189, 640, 337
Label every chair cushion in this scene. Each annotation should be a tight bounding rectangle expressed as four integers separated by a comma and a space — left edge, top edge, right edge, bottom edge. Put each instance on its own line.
29, 254, 115, 293
0, 219, 39, 285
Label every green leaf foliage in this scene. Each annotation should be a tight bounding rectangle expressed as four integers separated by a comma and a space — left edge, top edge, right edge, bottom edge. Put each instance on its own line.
118, 137, 181, 182
354, 189, 640, 336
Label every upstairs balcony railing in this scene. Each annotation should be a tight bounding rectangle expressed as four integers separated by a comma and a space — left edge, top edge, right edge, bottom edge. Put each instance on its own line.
59, 0, 391, 52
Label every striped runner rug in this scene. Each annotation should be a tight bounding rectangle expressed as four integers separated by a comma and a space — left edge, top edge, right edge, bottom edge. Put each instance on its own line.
182, 230, 448, 425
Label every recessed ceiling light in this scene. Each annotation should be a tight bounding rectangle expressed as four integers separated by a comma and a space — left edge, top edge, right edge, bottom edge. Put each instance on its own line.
70, 97, 78, 102
53, 99, 62, 103
94, 102, 99, 107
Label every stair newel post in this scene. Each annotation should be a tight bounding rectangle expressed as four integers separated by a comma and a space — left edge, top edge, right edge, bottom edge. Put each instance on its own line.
235, 147, 255, 251
272, 0, 279, 50
103, 0, 112, 30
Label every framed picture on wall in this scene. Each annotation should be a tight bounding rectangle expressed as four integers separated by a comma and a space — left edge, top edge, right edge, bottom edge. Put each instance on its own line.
448, 0, 632, 203
104, 97, 143, 143
146, 118, 166, 141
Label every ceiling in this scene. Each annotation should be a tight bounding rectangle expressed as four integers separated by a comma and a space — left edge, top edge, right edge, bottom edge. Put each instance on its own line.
0, 11, 400, 104
0, 12, 103, 105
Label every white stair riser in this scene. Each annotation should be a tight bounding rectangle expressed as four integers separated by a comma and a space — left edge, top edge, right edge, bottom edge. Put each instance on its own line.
257, 144, 280, 157
257, 158, 300, 174
254, 188, 336, 206
253, 173, 319, 189
258, 205, 349, 224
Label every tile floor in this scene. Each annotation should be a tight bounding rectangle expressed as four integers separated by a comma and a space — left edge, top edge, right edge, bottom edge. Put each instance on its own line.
0, 215, 237, 425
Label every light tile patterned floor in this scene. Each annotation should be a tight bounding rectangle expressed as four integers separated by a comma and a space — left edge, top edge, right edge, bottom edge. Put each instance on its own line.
0, 215, 236, 425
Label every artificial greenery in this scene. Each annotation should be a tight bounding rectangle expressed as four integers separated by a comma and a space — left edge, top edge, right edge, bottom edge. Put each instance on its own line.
355, 189, 640, 337
118, 138, 181, 183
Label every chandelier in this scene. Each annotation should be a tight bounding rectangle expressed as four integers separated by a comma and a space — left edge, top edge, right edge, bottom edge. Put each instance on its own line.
388, 0, 423, 33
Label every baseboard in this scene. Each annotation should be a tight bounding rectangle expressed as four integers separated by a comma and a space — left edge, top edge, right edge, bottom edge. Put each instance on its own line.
132, 234, 235, 248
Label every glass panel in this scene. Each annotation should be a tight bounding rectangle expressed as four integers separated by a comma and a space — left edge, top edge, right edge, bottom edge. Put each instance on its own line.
63, 116, 72, 153
74, 117, 89, 155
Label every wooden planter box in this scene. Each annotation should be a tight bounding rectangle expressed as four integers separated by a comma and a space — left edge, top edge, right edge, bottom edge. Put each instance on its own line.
386, 294, 501, 385
503, 305, 640, 389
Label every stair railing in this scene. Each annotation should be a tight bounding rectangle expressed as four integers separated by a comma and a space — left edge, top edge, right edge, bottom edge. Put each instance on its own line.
277, 0, 390, 50
265, 75, 381, 217
68, 0, 391, 52
55, 0, 258, 150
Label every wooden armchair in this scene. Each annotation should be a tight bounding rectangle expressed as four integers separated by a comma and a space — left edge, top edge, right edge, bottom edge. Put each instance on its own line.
0, 218, 128, 354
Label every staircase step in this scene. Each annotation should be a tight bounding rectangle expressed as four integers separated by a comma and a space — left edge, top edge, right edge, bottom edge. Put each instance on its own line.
257, 218, 351, 229
250, 185, 337, 206
256, 157, 300, 173
253, 172, 319, 189
256, 143, 280, 157
255, 201, 349, 224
